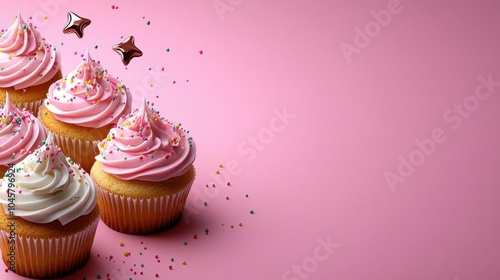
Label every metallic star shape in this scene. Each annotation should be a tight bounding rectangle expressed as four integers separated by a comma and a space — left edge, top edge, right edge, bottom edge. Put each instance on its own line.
63, 11, 91, 38
112, 36, 143, 66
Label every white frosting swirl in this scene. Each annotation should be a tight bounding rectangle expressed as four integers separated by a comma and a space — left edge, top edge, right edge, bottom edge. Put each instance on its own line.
0, 134, 96, 225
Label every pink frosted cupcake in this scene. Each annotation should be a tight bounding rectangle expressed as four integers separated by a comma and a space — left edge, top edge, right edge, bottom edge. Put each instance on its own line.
0, 11, 62, 114
0, 92, 45, 176
91, 99, 196, 234
40, 50, 131, 172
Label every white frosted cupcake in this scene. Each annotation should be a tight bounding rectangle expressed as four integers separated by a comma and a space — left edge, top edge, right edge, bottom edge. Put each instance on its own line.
0, 133, 99, 278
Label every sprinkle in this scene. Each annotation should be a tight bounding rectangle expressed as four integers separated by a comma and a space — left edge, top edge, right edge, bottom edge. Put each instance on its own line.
226, 196, 229, 200
183, 241, 187, 245
227, 182, 231, 186
199, 50, 203, 54
193, 234, 198, 239
239, 222, 243, 227
204, 228, 209, 235
147, 21, 151, 25
97, 274, 101, 279
43, 15, 48, 20
216, 170, 220, 174
245, 194, 249, 197
166, 48, 170, 52
124, 251, 130, 257
120, 242, 124, 247
169, 265, 173, 270
171, 258, 174, 262
219, 163, 223, 168
155, 274, 159, 278
203, 201, 207, 206
182, 260, 187, 265
250, 210, 254, 214
94, 44, 98, 49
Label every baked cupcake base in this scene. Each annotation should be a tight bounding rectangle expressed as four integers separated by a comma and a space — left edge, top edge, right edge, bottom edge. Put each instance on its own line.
91, 162, 195, 234
39, 104, 113, 173
0, 69, 62, 115
0, 206, 99, 278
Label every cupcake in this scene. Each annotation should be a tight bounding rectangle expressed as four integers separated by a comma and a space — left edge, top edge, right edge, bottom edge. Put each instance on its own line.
0, 92, 45, 176
0, 133, 99, 278
0, 11, 62, 115
40, 50, 132, 172
91, 99, 196, 234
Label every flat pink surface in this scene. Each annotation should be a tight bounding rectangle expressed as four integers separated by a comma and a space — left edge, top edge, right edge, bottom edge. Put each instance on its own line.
2, 0, 500, 279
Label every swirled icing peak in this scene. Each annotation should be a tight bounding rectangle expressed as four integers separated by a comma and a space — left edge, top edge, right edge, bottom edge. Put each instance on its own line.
96, 99, 196, 181
0, 133, 97, 225
45, 50, 131, 127
0, 92, 45, 166
0, 10, 61, 90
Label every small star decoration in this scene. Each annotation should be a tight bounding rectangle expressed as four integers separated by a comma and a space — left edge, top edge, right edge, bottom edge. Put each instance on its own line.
112, 36, 143, 66
63, 11, 91, 38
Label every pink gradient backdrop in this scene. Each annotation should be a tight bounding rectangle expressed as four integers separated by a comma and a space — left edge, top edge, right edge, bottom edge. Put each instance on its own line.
2, 0, 500, 279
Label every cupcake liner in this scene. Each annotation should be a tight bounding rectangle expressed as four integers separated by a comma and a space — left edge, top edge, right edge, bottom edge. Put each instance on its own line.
37, 108, 111, 173
15, 99, 43, 116
96, 179, 194, 234
0, 215, 99, 278
50, 131, 100, 172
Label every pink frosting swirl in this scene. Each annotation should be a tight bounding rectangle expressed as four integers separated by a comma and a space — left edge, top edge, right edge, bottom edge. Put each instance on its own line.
0, 93, 46, 166
96, 99, 196, 181
45, 50, 131, 127
0, 11, 61, 90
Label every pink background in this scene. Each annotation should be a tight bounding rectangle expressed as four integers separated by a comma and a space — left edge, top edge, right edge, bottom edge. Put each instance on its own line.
2, 0, 500, 279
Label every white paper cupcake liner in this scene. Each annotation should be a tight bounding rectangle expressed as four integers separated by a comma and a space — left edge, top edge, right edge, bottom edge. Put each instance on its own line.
0, 216, 99, 278
96, 180, 194, 234
50, 131, 100, 170
37, 113, 100, 172
15, 99, 43, 116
